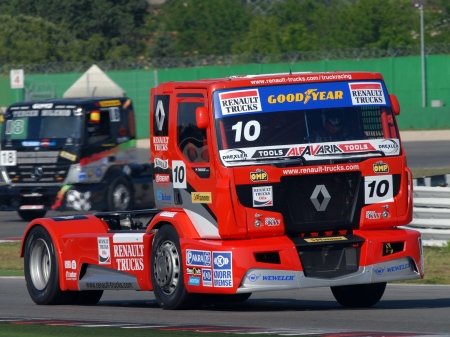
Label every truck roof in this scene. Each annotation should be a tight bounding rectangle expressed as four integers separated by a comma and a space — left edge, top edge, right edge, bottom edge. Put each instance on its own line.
157, 71, 385, 91
8, 97, 128, 108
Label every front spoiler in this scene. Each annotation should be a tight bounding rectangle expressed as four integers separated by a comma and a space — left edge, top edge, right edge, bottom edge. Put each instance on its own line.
237, 256, 420, 293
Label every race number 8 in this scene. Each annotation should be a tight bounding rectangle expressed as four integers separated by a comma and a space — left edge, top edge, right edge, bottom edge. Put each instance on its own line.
172, 160, 186, 188
0, 150, 17, 166
364, 175, 393, 204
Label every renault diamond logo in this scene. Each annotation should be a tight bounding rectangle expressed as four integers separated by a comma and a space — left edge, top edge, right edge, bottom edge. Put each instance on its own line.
310, 185, 331, 211
31, 166, 43, 181
155, 100, 165, 131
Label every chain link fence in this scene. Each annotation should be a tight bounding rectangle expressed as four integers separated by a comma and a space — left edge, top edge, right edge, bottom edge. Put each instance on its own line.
1, 43, 449, 75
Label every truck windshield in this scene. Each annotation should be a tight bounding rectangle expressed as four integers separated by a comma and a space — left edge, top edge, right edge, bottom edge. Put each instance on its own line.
3, 110, 82, 141
213, 81, 400, 166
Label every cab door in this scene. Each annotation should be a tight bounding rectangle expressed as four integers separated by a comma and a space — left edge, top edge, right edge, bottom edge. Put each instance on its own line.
170, 89, 219, 238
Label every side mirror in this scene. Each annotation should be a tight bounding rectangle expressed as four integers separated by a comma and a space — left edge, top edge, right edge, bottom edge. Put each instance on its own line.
390, 94, 400, 116
196, 107, 209, 129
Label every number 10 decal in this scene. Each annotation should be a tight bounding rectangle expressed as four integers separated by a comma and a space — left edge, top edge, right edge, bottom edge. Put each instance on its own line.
364, 175, 393, 203
172, 160, 186, 188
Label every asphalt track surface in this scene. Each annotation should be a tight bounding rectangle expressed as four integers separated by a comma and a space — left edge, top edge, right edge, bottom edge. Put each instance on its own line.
1, 139, 450, 336
1, 278, 450, 335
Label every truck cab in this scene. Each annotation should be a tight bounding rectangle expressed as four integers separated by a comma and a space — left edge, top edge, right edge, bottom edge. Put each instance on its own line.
0, 97, 153, 220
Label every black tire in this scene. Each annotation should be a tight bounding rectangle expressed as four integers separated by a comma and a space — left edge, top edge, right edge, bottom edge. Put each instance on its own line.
24, 225, 74, 305
74, 290, 103, 305
151, 225, 202, 310
18, 210, 47, 222
107, 176, 133, 211
204, 293, 252, 303
331, 282, 387, 308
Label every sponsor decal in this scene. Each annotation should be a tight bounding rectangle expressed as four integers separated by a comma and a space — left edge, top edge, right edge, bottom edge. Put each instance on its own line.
72, 260, 76, 269
64, 260, 71, 269
188, 276, 201, 286
202, 269, 212, 287
251, 148, 288, 159
98, 237, 111, 264
21, 140, 56, 147
338, 142, 375, 152
154, 158, 168, 169
87, 170, 93, 178
187, 267, 202, 275
95, 167, 103, 178
65, 271, 77, 281
78, 172, 86, 182
186, 250, 211, 267
252, 186, 273, 207
193, 167, 210, 178
219, 89, 262, 115
40, 139, 56, 147
41, 109, 71, 116
32, 103, 53, 109
246, 274, 261, 282
366, 210, 381, 219
304, 236, 347, 243
374, 267, 385, 275
156, 190, 172, 202
153, 136, 169, 151
387, 263, 411, 273
60, 151, 76, 162
160, 211, 177, 217
99, 100, 121, 107
250, 169, 268, 182
86, 282, 133, 289
262, 275, 295, 281
222, 149, 247, 163
267, 88, 344, 105
114, 243, 144, 271
155, 174, 170, 184
265, 218, 281, 226
213, 252, 233, 287
378, 139, 399, 154
349, 82, 386, 105
191, 192, 212, 204
373, 161, 389, 174
13, 110, 39, 117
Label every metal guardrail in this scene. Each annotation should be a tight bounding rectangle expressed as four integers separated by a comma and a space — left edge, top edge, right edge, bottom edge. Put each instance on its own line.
400, 177, 450, 246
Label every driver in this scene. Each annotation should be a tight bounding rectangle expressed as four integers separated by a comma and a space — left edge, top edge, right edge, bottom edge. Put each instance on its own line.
309, 108, 353, 143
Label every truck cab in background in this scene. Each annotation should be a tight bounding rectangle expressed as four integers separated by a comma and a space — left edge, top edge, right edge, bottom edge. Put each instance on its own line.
0, 97, 154, 220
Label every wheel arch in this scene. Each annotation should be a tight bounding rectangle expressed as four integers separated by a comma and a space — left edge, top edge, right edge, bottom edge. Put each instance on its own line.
148, 210, 202, 240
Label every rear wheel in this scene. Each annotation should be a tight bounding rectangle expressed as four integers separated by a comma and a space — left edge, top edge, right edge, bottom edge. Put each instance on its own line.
107, 176, 133, 211
24, 226, 74, 304
18, 210, 47, 222
151, 225, 202, 310
331, 282, 387, 308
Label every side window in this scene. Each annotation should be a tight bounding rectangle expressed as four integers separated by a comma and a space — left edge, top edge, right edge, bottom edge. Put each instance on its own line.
177, 101, 209, 163
87, 109, 111, 144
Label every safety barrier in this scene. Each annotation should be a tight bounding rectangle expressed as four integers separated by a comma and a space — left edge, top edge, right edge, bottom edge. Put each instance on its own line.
400, 178, 450, 246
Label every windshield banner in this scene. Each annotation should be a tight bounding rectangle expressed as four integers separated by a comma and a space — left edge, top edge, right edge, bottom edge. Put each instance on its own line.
215, 81, 389, 118
218, 138, 400, 167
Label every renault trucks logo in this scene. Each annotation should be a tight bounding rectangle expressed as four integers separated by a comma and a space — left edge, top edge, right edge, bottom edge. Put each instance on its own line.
349, 82, 386, 105
310, 185, 331, 211
219, 89, 262, 115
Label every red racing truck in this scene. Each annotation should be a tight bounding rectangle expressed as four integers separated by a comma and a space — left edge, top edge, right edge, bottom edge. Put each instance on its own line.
21, 71, 423, 309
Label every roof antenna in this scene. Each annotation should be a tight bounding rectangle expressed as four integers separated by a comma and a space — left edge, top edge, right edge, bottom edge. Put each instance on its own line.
289, 65, 292, 75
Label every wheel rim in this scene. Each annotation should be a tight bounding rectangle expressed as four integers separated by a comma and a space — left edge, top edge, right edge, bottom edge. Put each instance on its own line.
153, 240, 180, 295
29, 238, 51, 291
112, 184, 130, 211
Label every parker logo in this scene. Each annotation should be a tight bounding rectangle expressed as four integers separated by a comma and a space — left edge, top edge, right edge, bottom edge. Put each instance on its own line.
250, 169, 268, 182
373, 161, 389, 174
191, 192, 212, 204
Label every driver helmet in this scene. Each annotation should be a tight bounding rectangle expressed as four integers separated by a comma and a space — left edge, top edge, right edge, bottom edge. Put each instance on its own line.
321, 108, 344, 133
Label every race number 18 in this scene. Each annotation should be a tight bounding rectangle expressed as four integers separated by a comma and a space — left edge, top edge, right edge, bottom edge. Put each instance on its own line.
0, 150, 17, 166
364, 175, 393, 203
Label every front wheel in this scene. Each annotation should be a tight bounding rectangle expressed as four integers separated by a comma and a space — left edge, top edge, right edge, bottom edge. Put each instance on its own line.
24, 226, 74, 304
107, 176, 133, 211
151, 225, 202, 310
331, 282, 387, 308
18, 210, 47, 222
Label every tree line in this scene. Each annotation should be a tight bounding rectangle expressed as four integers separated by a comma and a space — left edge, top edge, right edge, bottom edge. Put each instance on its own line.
0, 0, 449, 66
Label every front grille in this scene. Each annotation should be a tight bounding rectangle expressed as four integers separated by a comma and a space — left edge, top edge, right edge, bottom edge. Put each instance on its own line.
5, 151, 70, 183
281, 172, 361, 226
